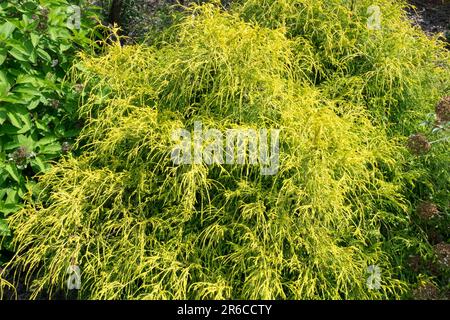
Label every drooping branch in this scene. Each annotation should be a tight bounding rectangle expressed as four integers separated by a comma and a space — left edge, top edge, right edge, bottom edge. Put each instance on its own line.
109, 0, 123, 26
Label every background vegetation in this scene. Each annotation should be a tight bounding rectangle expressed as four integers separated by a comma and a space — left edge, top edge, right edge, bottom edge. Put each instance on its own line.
0, 0, 449, 299
0, 0, 97, 264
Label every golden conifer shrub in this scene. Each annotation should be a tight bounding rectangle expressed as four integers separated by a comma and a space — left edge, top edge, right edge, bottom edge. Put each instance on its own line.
2, 1, 449, 299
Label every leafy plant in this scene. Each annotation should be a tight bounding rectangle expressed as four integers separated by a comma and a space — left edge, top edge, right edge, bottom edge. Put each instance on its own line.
0, 0, 97, 259
2, 1, 449, 299
401, 96, 450, 298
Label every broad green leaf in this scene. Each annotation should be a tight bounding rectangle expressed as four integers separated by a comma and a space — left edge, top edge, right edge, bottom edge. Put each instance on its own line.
0, 108, 6, 125
31, 157, 48, 173
0, 47, 6, 66
17, 113, 32, 133
0, 70, 10, 95
0, 124, 20, 135
39, 142, 62, 154
60, 43, 72, 52
35, 119, 49, 131
0, 21, 15, 39
16, 74, 41, 86
21, 2, 38, 11
29, 49, 37, 64
18, 134, 35, 148
8, 41, 33, 62
48, 26, 63, 41
4, 163, 20, 183
0, 218, 10, 236
0, 168, 9, 185
30, 33, 41, 47
6, 111, 23, 128
3, 140, 21, 151
0, 94, 28, 104
8, 47, 29, 61
37, 48, 52, 63
27, 99, 40, 110
13, 85, 41, 96
36, 135, 58, 146
6, 188, 19, 204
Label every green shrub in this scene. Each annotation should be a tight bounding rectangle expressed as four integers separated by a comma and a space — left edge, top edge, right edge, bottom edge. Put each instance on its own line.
399, 98, 450, 298
0, 0, 97, 261
236, 0, 450, 296
236, 0, 450, 129
2, 1, 449, 299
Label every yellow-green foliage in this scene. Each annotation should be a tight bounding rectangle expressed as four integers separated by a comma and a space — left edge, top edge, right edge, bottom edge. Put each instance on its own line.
2, 1, 449, 299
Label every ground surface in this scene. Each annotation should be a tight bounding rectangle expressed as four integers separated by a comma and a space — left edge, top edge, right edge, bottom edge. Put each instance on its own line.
1, 0, 448, 300
408, 0, 450, 39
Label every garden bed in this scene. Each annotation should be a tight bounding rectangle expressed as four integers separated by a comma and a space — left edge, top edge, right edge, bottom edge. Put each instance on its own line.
1, 0, 449, 300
